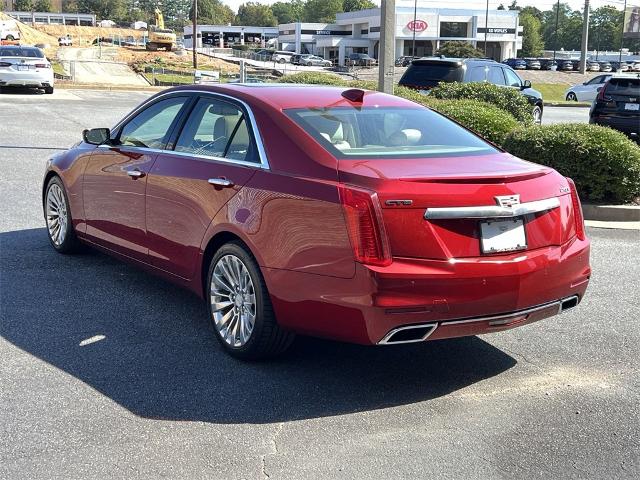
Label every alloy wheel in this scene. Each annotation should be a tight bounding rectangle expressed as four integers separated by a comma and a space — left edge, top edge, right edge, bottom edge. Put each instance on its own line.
46, 183, 68, 247
566, 92, 577, 101
210, 254, 257, 347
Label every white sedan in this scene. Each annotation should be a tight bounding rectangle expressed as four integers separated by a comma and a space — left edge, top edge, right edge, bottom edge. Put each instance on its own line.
564, 74, 611, 102
0, 45, 54, 94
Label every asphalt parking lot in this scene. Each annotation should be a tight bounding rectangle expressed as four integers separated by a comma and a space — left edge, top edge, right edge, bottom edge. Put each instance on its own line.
1, 90, 638, 479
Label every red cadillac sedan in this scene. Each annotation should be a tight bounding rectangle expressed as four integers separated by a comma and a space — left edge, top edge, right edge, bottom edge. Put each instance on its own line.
42, 84, 591, 359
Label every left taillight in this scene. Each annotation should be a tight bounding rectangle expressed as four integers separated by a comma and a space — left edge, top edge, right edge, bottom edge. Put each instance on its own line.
566, 177, 586, 241
338, 185, 392, 267
0, 62, 12, 67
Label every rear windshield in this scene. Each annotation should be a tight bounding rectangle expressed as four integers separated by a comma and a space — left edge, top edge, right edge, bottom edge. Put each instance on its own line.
285, 106, 497, 159
400, 63, 464, 88
607, 78, 640, 96
0, 47, 44, 58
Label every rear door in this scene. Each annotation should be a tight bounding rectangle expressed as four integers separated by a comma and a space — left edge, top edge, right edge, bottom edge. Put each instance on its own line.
145, 94, 262, 279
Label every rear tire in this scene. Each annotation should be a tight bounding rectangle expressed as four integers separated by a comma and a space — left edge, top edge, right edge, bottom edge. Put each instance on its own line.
278, 58, 286, 64
566, 92, 578, 102
44, 176, 81, 254
207, 241, 295, 360
44, 86, 54, 94
6, 35, 14, 41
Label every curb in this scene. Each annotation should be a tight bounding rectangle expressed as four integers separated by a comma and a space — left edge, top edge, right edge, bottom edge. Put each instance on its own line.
582, 204, 640, 222
543, 102, 591, 108
585, 220, 640, 230
56, 83, 165, 92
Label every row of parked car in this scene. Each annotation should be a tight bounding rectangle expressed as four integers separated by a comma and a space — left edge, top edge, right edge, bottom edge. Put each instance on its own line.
248, 49, 378, 68
503, 57, 640, 72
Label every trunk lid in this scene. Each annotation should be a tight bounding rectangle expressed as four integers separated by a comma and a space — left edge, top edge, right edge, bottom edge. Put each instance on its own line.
339, 153, 576, 260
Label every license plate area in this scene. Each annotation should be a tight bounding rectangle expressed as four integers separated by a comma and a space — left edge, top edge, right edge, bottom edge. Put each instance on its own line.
624, 103, 639, 111
480, 218, 527, 254
17, 65, 29, 71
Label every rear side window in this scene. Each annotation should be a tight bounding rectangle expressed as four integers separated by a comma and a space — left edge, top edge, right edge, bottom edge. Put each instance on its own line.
286, 106, 498, 159
174, 97, 256, 163
0, 47, 44, 57
467, 66, 487, 82
606, 78, 640, 96
400, 63, 464, 88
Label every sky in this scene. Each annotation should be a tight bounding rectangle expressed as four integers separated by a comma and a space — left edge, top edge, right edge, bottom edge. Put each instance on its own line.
220, 0, 631, 14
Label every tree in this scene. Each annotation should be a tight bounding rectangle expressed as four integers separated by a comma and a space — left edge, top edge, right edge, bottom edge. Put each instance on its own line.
520, 13, 544, 57
589, 6, 623, 53
271, 0, 304, 24
303, 0, 343, 23
343, 0, 375, 13
437, 41, 484, 58
235, 2, 277, 27
14, 0, 51, 11
189, 0, 234, 25
77, 0, 124, 19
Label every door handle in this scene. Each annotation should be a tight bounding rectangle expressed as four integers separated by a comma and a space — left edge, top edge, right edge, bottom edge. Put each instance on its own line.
127, 169, 145, 179
208, 177, 234, 188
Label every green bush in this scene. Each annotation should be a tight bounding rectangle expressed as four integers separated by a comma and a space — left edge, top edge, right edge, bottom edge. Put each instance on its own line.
429, 82, 534, 124
424, 99, 520, 146
276, 72, 349, 86
503, 124, 640, 203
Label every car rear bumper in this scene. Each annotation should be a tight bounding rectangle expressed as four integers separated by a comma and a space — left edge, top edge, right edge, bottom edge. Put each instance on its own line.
591, 114, 640, 134
265, 237, 591, 345
0, 71, 54, 87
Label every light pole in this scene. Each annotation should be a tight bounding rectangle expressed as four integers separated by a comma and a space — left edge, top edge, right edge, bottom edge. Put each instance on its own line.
618, 0, 627, 65
484, 0, 489, 57
411, 0, 417, 57
553, 0, 560, 60
378, 0, 396, 94
192, 0, 198, 70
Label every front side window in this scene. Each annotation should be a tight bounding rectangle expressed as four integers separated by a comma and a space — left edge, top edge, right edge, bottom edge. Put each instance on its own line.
119, 97, 187, 149
286, 106, 498, 159
174, 97, 256, 163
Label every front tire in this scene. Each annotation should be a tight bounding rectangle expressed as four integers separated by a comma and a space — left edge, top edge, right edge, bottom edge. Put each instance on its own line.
44, 86, 54, 94
566, 92, 578, 101
44, 176, 81, 253
207, 241, 294, 360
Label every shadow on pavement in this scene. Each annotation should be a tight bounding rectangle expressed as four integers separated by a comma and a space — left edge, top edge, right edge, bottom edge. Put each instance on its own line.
0, 228, 516, 424
0, 86, 45, 95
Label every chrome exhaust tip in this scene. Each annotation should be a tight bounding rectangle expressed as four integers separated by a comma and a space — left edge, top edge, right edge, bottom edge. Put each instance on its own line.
560, 295, 579, 312
378, 323, 438, 345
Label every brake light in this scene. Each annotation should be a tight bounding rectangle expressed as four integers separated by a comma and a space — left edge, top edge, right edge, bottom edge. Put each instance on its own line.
597, 82, 610, 101
566, 178, 586, 241
338, 185, 392, 266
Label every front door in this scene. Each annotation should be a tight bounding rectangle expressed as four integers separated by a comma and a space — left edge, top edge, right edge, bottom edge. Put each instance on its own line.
146, 95, 262, 279
83, 95, 191, 261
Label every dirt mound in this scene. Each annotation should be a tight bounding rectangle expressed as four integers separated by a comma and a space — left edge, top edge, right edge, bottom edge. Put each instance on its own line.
36, 24, 147, 48
0, 12, 58, 51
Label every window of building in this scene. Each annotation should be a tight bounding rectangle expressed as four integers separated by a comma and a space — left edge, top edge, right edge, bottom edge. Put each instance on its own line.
440, 22, 468, 38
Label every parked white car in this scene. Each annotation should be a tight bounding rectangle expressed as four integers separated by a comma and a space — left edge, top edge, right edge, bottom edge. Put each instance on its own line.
0, 46, 54, 94
564, 74, 612, 102
271, 50, 294, 64
58, 35, 72, 47
0, 20, 21, 41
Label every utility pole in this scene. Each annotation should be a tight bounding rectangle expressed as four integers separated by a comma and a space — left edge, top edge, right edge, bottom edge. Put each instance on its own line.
378, 0, 395, 94
619, 0, 627, 65
192, 0, 198, 70
578, 0, 589, 74
484, 0, 489, 57
553, 0, 560, 60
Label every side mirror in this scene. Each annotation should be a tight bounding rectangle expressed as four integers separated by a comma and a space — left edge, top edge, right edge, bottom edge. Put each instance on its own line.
521, 79, 532, 89
82, 127, 110, 145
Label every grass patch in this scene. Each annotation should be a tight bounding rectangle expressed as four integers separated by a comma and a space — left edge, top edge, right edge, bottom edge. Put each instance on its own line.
51, 61, 66, 77
533, 83, 571, 103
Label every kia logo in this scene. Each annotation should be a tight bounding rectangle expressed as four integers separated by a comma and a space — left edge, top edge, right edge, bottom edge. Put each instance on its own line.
407, 20, 428, 32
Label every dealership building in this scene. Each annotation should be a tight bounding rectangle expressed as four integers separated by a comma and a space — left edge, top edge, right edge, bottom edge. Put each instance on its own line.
186, 4, 522, 65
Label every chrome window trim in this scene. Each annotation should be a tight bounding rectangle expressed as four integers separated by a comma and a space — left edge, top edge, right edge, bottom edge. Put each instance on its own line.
424, 197, 560, 220
107, 89, 270, 170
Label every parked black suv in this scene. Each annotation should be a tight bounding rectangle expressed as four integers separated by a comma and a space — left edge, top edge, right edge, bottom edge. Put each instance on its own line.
590, 74, 640, 138
399, 57, 544, 123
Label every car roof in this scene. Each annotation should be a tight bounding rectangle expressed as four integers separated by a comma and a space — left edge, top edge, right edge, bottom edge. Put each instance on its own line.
167, 84, 419, 111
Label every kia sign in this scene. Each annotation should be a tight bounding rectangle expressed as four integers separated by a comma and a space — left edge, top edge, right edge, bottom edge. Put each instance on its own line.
407, 20, 428, 32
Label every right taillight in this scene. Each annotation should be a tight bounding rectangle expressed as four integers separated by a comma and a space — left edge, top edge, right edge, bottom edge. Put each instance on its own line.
566, 178, 586, 240
338, 185, 392, 267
